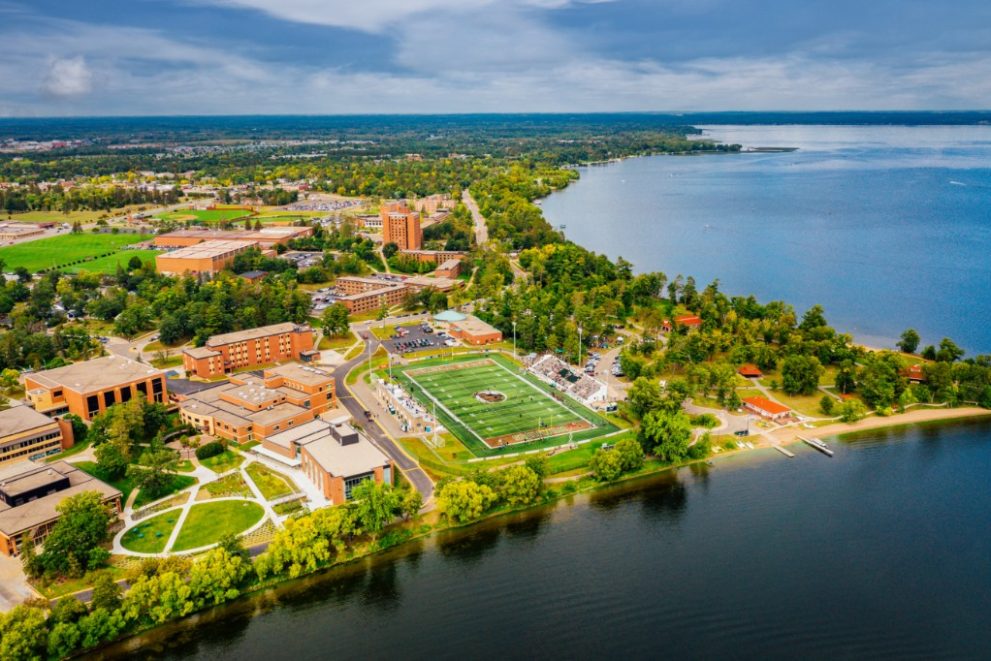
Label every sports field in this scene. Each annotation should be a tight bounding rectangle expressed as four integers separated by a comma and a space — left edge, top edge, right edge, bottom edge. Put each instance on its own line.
398, 356, 605, 451
64, 249, 161, 274
157, 209, 253, 223
0, 233, 153, 272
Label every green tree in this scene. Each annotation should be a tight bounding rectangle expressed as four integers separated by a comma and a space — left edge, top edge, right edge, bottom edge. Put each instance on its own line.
897, 328, 920, 354
436, 480, 497, 524
497, 465, 542, 507
350, 480, 399, 536
589, 447, 623, 481
638, 409, 693, 461
39, 491, 114, 576
839, 399, 867, 423
0, 605, 48, 661
398, 488, 424, 520
76, 607, 126, 650
819, 395, 836, 415
614, 437, 645, 472
627, 376, 662, 418
130, 443, 179, 500
255, 516, 330, 579
320, 303, 350, 337
935, 338, 964, 362
382, 242, 399, 259
781, 355, 823, 396
90, 571, 123, 612
187, 547, 250, 608
95, 441, 129, 480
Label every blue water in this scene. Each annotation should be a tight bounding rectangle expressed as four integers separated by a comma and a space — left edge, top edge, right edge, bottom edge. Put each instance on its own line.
541, 125, 991, 354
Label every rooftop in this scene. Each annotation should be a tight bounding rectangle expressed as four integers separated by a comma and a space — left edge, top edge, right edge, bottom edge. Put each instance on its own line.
743, 396, 791, 416
205, 322, 307, 347
0, 461, 121, 536
0, 405, 59, 439
158, 240, 256, 260
268, 419, 389, 477
157, 227, 310, 243
264, 362, 333, 387
183, 346, 221, 359
434, 309, 467, 323
28, 355, 165, 394
452, 315, 501, 336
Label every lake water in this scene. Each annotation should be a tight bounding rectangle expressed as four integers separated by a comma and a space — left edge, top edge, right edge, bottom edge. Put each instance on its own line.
109, 419, 991, 660
541, 125, 991, 354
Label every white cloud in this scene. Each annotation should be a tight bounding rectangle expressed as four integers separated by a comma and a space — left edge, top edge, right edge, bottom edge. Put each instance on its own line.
42, 56, 92, 97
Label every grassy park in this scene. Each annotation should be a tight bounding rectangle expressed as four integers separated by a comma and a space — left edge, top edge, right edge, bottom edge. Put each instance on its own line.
244, 462, 298, 500
0, 233, 153, 272
171, 500, 265, 552
157, 209, 252, 223
120, 510, 181, 554
64, 249, 160, 274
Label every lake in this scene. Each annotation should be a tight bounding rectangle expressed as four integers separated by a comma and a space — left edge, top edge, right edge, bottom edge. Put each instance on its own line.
107, 419, 991, 660
541, 124, 991, 354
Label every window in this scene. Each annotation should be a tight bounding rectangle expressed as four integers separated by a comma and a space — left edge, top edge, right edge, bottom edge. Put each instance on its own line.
103, 391, 116, 407
344, 473, 374, 500
86, 394, 100, 417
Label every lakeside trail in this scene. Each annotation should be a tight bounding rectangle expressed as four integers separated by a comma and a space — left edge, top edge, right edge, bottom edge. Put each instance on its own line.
769, 407, 991, 446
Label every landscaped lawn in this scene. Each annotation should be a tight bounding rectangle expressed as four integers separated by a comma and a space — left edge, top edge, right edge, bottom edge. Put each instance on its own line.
120, 510, 181, 554
200, 449, 244, 473
244, 462, 298, 500
132, 474, 197, 509
157, 209, 252, 223
64, 249, 161, 274
171, 500, 265, 552
73, 461, 138, 503
199, 473, 253, 499
4, 206, 148, 224
0, 233, 153, 272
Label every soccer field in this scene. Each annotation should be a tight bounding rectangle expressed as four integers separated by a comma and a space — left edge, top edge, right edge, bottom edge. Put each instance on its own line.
0, 233, 153, 272
401, 358, 595, 449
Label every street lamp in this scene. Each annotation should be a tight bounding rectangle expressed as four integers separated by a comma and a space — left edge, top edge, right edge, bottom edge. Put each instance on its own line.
578, 324, 583, 368
512, 320, 517, 358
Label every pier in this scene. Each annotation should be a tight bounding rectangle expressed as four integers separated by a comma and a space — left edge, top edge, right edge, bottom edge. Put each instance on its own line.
798, 436, 834, 457
773, 445, 795, 458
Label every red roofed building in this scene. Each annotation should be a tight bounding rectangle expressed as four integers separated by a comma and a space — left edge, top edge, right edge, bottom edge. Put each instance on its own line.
742, 396, 791, 421
738, 364, 763, 379
903, 364, 926, 383
661, 314, 703, 333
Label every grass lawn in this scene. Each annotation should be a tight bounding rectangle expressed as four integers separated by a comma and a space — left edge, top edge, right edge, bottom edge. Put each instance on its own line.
766, 390, 830, 417
4, 206, 148, 224
0, 233, 153, 272
73, 461, 137, 503
120, 510, 181, 554
370, 322, 419, 340
132, 474, 197, 509
544, 433, 635, 475
319, 332, 356, 351
199, 473, 253, 499
273, 500, 307, 516
244, 462, 298, 500
45, 438, 92, 463
199, 449, 244, 473
64, 249, 161, 274
176, 459, 195, 473
32, 565, 128, 600
158, 209, 252, 223
172, 500, 265, 552
393, 353, 616, 456
151, 354, 184, 369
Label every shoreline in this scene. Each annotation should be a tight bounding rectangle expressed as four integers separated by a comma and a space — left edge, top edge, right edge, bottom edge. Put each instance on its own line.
772, 406, 991, 446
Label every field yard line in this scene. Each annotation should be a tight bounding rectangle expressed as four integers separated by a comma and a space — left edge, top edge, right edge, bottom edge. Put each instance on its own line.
490, 358, 596, 428
404, 371, 488, 445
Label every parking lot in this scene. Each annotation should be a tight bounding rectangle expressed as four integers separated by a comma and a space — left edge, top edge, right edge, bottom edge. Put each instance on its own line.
382, 324, 455, 355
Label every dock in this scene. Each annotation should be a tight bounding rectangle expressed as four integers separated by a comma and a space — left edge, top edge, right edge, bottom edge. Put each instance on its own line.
773, 445, 795, 458
798, 435, 834, 457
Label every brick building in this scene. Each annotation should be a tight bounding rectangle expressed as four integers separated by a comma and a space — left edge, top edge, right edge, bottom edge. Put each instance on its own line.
380, 202, 422, 251
182, 322, 315, 378
448, 315, 503, 345
178, 363, 335, 444
0, 406, 74, 467
155, 240, 256, 276
153, 226, 313, 249
24, 356, 167, 421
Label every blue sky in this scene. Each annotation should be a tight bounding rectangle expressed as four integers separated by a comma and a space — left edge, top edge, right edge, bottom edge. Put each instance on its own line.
2, 0, 990, 116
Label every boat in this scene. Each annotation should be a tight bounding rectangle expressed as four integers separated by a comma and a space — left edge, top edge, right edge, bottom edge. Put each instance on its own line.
800, 436, 834, 457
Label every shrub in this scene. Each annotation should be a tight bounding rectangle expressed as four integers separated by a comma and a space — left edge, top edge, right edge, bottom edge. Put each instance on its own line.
195, 441, 225, 461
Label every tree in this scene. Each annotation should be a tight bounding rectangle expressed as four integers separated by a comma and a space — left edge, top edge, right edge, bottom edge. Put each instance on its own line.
39, 491, 114, 576
799, 304, 828, 331
130, 443, 179, 500
819, 395, 836, 415
127, 255, 143, 271
398, 488, 423, 520
639, 409, 692, 461
897, 328, 920, 354
382, 242, 399, 259
436, 480, 497, 523
589, 447, 623, 481
781, 355, 823, 396
90, 571, 123, 612
627, 377, 662, 418
614, 437, 645, 472
350, 480, 399, 536
95, 441, 129, 480
187, 547, 250, 608
497, 465, 542, 507
935, 337, 964, 363
839, 399, 867, 423
0, 605, 48, 661
320, 303, 350, 337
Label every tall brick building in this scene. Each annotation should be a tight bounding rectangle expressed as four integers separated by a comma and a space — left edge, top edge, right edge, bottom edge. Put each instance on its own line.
380, 202, 422, 251
182, 322, 316, 378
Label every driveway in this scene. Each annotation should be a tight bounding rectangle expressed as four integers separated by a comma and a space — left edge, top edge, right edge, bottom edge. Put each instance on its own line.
0, 553, 39, 611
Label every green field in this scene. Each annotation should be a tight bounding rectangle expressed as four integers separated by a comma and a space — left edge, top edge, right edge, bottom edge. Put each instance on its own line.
120, 510, 181, 554
157, 209, 252, 223
64, 249, 161, 274
394, 354, 615, 455
0, 233, 153, 272
172, 500, 265, 552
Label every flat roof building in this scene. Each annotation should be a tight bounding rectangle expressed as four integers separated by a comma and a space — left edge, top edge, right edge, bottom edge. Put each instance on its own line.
0, 223, 46, 242
178, 363, 335, 444
24, 355, 167, 421
380, 202, 422, 251
183, 322, 316, 378
0, 460, 122, 556
153, 226, 312, 249
448, 315, 503, 346
156, 240, 256, 276
262, 419, 393, 505
0, 405, 74, 467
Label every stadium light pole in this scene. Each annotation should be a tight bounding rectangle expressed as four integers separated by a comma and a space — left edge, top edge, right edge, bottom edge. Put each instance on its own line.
578, 324, 583, 368
512, 320, 517, 359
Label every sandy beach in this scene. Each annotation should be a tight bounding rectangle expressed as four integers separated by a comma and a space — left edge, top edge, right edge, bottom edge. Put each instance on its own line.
770, 407, 991, 445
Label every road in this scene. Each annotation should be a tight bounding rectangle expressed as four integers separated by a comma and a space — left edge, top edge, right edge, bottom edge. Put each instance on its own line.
462, 189, 488, 247
331, 331, 434, 502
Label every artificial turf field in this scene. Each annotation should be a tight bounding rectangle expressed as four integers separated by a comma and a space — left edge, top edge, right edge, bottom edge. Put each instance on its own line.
399, 356, 605, 451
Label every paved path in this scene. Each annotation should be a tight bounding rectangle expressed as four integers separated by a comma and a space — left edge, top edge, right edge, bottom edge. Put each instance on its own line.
332, 329, 434, 502
462, 189, 488, 247
0, 554, 40, 612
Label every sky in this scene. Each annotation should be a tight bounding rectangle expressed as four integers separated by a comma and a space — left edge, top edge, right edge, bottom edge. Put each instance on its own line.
2, 0, 990, 116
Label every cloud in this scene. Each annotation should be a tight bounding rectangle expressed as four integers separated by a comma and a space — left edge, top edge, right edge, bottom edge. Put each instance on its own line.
42, 55, 92, 97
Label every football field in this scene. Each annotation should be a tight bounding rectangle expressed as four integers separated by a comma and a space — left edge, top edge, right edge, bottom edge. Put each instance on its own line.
401, 357, 594, 449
